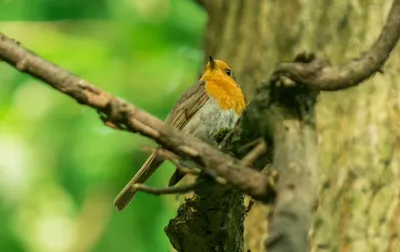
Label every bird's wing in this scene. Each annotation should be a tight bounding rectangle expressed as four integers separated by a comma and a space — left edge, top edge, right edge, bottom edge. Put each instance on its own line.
113, 81, 209, 211
165, 80, 209, 129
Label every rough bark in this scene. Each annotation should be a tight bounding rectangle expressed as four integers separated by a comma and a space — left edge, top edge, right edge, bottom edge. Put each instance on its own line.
202, 0, 400, 251
165, 183, 245, 252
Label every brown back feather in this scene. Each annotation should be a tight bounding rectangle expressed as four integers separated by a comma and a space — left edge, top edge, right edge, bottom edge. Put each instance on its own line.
113, 80, 209, 210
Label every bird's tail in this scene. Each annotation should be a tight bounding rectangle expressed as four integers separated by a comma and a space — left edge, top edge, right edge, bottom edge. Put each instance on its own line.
113, 153, 164, 211
168, 169, 185, 187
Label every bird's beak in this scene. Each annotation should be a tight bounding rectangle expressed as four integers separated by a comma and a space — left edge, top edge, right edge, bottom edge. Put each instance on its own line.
208, 55, 216, 69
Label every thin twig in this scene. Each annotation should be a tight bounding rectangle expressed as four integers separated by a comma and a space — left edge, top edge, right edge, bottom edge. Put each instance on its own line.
142, 146, 228, 184
133, 180, 205, 195
245, 200, 255, 214
238, 138, 263, 153
242, 141, 270, 216
241, 141, 267, 167
141, 146, 201, 176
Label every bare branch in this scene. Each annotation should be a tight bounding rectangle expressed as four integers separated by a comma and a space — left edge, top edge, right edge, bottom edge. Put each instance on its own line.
0, 32, 272, 202
272, 0, 400, 91
241, 141, 267, 167
244, 200, 255, 214
143, 146, 228, 185
141, 146, 202, 177
133, 180, 205, 196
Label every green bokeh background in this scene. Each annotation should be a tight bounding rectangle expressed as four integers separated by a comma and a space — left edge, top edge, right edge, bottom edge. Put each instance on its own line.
0, 1, 206, 251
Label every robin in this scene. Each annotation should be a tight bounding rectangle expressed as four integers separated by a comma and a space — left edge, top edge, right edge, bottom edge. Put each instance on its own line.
113, 56, 245, 211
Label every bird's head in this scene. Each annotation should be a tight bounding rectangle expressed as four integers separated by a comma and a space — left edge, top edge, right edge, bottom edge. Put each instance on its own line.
201, 55, 234, 81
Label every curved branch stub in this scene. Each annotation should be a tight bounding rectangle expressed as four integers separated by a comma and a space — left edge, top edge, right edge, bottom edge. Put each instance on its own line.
270, 0, 400, 91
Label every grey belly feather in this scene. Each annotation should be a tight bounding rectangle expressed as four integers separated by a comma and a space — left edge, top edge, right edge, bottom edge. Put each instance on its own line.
178, 98, 239, 169
182, 98, 239, 146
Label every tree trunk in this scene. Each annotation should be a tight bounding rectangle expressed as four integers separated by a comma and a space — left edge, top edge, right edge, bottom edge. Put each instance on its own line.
202, 0, 400, 251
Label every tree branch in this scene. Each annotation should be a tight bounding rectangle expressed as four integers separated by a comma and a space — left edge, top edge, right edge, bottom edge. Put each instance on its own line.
132, 180, 205, 196
141, 147, 202, 177
262, 76, 319, 252
272, 0, 400, 91
0, 32, 273, 202
241, 141, 267, 167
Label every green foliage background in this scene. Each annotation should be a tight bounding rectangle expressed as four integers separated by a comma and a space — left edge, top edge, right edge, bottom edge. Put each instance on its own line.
0, 0, 206, 251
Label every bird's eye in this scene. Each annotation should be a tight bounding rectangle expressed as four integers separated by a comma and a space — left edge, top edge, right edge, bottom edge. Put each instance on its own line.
225, 69, 232, 76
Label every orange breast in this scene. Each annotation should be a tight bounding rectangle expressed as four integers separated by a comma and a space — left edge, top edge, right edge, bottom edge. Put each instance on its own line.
205, 78, 245, 115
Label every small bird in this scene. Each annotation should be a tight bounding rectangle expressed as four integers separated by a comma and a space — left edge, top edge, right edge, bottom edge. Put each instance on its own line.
113, 56, 245, 211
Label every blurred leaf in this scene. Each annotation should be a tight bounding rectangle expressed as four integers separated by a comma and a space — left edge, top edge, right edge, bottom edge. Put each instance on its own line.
0, 0, 205, 251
